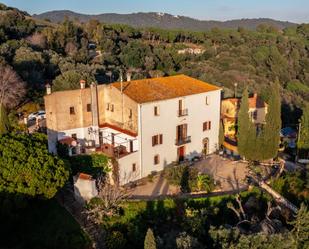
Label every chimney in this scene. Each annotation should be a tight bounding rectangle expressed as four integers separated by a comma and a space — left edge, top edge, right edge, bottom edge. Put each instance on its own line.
80, 80, 86, 89
120, 72, 123, 93
46, 84, 51, 95
126, 72, 132, 82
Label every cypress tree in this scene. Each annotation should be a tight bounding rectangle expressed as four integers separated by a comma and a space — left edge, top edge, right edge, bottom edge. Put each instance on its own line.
237, 87, 252, 159
297, 104, 309, 156
262, 79, 281, 160
144, 228, 157, 249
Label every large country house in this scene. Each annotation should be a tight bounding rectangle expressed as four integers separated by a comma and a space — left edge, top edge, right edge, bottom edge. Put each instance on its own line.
45, 75, 221, 184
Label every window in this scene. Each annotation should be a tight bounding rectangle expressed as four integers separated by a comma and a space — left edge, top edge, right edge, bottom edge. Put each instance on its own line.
129, 109, 132, 119
152, 134, 163, 146
71, 133, 77, 140
251, 110, 258, 120
106, 103, 110, 111
110, 104, 114, 112
154, 155, 160, 165
69, 107, 75, 115
154, 106, 160, 116
132, 163, 136, 172
203, 121, 211, 131
205, 96, 209, 105
87, 104, 92, 112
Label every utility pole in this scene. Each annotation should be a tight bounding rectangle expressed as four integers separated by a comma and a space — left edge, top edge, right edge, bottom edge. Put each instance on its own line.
234, 82, 238, 98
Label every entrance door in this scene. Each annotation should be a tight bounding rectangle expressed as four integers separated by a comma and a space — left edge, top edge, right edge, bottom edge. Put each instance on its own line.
178, 146, 185, 162
203, 138, 209, 155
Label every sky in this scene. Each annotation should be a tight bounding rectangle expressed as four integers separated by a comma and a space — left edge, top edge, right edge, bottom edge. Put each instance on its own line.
2, 0, 309, 23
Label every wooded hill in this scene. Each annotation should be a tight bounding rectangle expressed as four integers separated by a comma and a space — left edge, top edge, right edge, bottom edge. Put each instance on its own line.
33, 10, 297, 31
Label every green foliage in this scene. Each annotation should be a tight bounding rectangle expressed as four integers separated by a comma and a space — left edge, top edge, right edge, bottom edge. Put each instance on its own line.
237, 87, 256, 159
286, 80, 309, 94
271, 170, 308, 205
144, 228, 157, 249
105, 230, 127, 249
52, 69, 95, 91
298, 104, 309, 151
68, 153, 110, 177
0, 104, 9, 135
163, 164, 213, 193
290, 203, 309, 249
0, 133, 69, 198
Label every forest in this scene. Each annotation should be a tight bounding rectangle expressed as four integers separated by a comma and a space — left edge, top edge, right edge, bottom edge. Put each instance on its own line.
0, 3, 309, 127
0, 3, 309, 249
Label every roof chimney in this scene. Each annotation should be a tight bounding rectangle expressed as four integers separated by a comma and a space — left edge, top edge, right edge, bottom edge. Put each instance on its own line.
46, 84, 51, 95
126, 72, 132, 82
80, 80, 86, 89
120, 72, 123, 93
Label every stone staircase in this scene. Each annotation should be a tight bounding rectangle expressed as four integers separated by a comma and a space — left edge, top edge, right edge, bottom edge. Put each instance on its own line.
56, 186, 105, 249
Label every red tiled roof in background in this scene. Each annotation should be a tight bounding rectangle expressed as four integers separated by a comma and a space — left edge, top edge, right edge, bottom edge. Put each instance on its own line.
224, 94, 266, 109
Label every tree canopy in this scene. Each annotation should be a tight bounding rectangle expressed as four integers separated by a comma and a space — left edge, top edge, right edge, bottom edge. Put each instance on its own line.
0, 133, 69, 198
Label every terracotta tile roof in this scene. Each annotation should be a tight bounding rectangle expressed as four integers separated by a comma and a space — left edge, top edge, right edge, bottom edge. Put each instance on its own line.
58, 137, 77, 146
112, 74, 220, 103
78, 173, 93, 181
224, 94, 266, 109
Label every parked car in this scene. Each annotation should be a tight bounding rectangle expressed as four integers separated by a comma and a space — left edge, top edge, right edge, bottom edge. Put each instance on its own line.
37, 110, 46, 120
27, 111, 46, 121
27, 112, 38, 121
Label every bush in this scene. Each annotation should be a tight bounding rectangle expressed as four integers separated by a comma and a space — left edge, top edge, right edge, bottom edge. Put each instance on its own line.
105, 230, 127, 249
163, 164, 214, 193
68, 153, 110, 177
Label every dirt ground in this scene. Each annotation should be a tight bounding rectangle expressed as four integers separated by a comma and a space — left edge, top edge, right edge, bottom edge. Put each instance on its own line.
129, 155, 248, 198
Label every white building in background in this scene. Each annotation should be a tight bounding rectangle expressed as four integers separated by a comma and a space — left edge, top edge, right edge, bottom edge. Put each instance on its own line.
45, 75, 221, 185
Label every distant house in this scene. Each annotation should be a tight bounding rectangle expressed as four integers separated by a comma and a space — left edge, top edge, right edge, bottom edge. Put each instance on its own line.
221, 93, 267, 138
178, 48, 205, 55
221, 94, 267, 155
45, 75, 221, 185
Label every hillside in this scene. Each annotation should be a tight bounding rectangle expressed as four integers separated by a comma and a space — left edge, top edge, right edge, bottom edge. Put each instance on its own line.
33, 10, 297, 31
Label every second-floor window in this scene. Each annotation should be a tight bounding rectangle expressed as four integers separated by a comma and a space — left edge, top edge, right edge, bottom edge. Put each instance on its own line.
205, 96, 209, 105
87, 104, 92, 112
132, 163, 136, 172
203, 121, 211, 131
154, 106, 160, 116
129, 109, 132, 119
152, 134, 163, 146
69, 106, 75, 115
250, 110, 258, 120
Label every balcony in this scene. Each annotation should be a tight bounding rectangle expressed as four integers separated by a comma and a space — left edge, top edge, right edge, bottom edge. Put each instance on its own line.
175, 136, 191, 146
178, 109, 188, 117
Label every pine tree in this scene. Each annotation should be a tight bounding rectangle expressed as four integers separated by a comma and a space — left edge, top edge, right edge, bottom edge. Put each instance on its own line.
0, 104, 9, 135
262, 79, 281, 160
297, 104, 309, 154
144, 228, 157, 249
290, 204, 309, 249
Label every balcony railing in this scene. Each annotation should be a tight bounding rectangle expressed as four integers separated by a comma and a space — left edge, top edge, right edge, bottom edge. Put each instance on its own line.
175, 136, 191, 146
178, 109, 188, 117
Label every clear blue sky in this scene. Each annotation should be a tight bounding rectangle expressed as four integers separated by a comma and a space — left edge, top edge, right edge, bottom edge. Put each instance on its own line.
2, 0, 309, 23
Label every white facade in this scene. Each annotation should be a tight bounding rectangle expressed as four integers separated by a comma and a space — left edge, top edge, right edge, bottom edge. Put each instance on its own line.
137, 90, 221, 178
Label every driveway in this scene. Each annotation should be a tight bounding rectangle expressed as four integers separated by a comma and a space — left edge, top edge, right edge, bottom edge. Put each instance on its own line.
194, 155, 248, 191
129, 155, 248, 198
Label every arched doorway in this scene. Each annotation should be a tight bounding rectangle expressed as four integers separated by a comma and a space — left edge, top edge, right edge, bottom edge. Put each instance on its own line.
202, 138, 209, 156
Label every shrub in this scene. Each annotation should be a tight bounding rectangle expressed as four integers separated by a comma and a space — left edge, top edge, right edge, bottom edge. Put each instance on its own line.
105, 230, 126, 249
